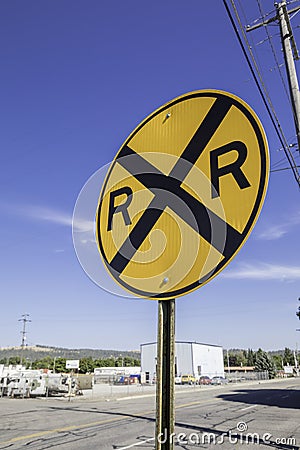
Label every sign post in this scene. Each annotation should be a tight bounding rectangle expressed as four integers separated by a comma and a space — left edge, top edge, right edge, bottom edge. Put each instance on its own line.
155, 299, 176, 450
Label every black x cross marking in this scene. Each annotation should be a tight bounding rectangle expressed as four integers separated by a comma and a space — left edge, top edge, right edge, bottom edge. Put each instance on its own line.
99, 96, 249, 282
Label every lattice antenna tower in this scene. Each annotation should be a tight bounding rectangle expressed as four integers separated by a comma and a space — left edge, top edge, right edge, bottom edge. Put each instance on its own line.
18, 314, 31, 349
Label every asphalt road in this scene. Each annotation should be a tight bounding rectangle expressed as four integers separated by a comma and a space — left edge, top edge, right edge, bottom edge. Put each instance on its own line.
0, 378, 299, 449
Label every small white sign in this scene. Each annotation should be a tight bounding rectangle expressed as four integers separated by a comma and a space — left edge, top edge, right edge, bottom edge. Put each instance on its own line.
66, 359, 80, 369
283, 366, 293, 374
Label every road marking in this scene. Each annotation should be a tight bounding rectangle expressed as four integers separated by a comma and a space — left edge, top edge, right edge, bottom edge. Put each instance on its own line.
239, 404, 258, 411
0, 381, 295, 447
176, 398, 220, 409
118, 437, 155, 450
0, 415, 136, 446
0, 397, 220, 447
115, 399, 221, 449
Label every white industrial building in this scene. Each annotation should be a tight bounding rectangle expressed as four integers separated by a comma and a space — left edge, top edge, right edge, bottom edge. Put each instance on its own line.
141, 341, 224, 383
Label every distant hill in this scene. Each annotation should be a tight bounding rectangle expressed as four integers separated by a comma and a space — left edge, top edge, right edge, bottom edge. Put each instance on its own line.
0, 345, 140, 361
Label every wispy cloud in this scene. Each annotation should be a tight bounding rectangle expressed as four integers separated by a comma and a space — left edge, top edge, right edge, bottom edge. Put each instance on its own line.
256, 212, 300, 241
26, 205, 94, 233
222, 262, 300, 281
0, 202, 94, 233
25, 205, 73, 227
257, 224, 288, 240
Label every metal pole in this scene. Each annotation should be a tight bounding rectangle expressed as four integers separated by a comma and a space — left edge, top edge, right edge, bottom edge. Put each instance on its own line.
155, 299, 176, 450
227, 349, 230, 374
246, 1, 300, 153
277, 1, 300, 152
18, 314, 31, 366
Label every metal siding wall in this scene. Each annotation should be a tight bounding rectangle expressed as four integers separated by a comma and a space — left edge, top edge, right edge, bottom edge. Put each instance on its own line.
176, 343, 193, 376
192, 343, 224, 378
141, 342, 224, 381
141, 344, 157, 380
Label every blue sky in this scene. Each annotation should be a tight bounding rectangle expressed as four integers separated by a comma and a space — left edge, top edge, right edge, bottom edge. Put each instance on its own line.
1, 0, 299, 352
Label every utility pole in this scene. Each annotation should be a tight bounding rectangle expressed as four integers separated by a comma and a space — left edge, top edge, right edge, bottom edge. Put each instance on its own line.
247, 1, 300, 152
277, 1, 300, 152
227, 349, 231, 374
296, 297, 300, 320
294, 346, 299, 376
18, 314, 31, 365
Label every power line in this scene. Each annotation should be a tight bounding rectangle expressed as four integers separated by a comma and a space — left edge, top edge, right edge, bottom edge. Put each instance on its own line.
247, 1, 300, 151
256, 0, 291, 103
271, 165, 300, 172
271, 143, 298, 167
223, 0, 300, 187
287, 0, 300, 6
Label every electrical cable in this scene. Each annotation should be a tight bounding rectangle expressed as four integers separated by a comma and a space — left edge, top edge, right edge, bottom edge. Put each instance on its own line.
223, 0, 300, 187
287, 0, 300, 6
271, 143, 298, 169
271, 165, 300, 172
256, 0, 292, 104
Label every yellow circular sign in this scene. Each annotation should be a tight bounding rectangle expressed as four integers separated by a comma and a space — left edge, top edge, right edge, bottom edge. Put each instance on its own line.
96, 90, 269, 299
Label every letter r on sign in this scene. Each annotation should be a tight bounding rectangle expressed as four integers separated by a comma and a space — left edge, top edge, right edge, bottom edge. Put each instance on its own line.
210, 141, 251, 198
107, 187, 133, 231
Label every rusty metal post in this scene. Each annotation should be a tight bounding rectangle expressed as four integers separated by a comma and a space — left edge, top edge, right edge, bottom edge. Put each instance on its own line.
155, 299, 175, 450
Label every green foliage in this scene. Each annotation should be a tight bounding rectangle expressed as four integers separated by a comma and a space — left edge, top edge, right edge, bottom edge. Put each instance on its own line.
0, 348, 141, 373
31, 356, 53, 370
283, 347, 294, 366
132, 358, 141, 366
225, 349, 254, 367
0, 358, 8, 365
255, 348, 276, 379
0, 346, 141, 373
247, 349, 255, 366
79, 357, 94, 373
100, 358, 117, 367
224, 348, 292, 377
8, 356, 21, 365
53, 358, 66, 373
271, 354, 283, 370
9, 355, 140, 373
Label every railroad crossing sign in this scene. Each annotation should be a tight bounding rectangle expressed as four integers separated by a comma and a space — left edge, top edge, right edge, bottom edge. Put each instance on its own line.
96, 90, 269, 299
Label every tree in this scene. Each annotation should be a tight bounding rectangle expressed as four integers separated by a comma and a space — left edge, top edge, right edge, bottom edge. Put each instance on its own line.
283, 347, 294, 366
100, 357, 117, 367
54, 358, 67, 373
123, 356, 140, 367
8, 356, 21, 365
32, 356, 53, 370
271, 354, 283, 370
246, 349, 255, 366
133, 358, 141, 366
79, 357, 94, 373
115, 357, 123, 367
255, 349, 276, 379
225, 350, 247, 367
